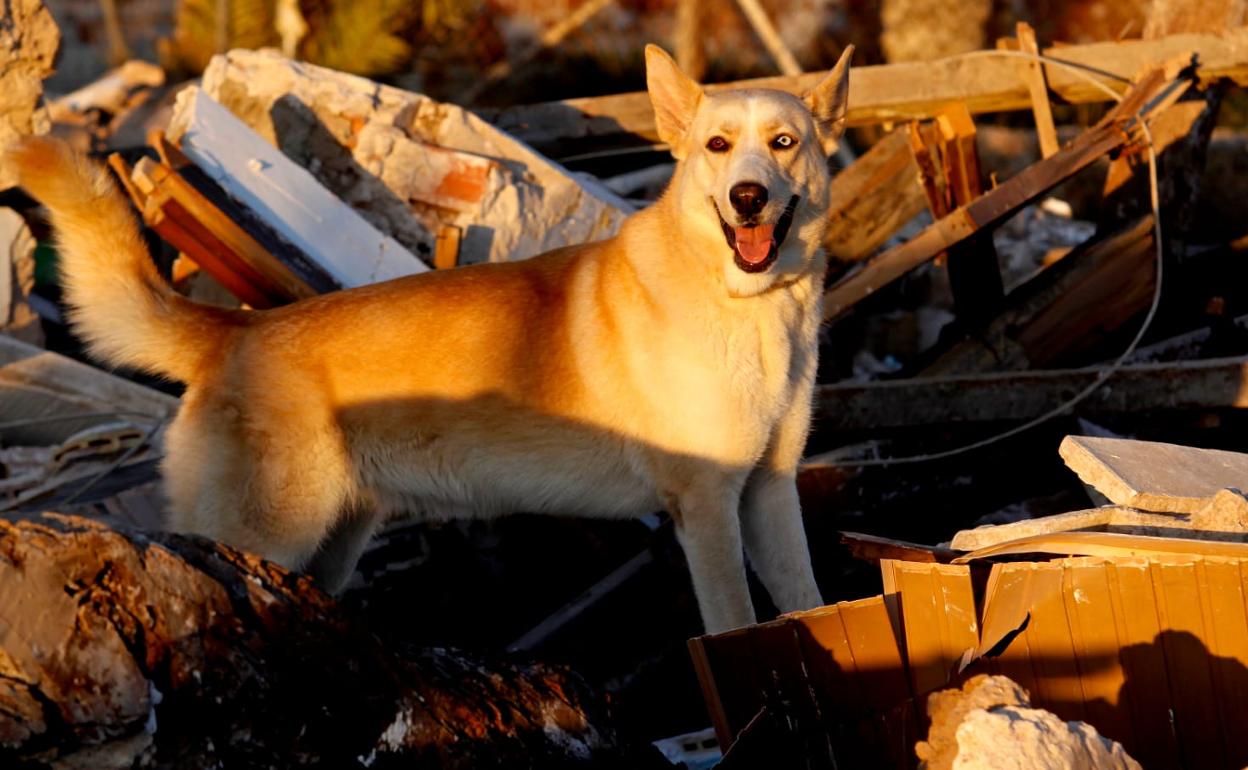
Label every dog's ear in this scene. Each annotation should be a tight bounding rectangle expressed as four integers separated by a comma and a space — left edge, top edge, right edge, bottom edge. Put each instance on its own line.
804, 45, 853, 155
645, 44, 703, 159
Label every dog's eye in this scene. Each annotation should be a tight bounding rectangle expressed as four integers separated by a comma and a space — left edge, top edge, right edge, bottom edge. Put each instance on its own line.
771, 134, 797, 150
706, 136, 730, 153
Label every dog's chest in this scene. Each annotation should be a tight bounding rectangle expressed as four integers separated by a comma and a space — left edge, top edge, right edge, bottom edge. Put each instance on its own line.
639, 293, 816, 460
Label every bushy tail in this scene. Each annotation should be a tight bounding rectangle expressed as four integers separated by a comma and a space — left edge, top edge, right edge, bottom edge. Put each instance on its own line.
7, 137, 240, 382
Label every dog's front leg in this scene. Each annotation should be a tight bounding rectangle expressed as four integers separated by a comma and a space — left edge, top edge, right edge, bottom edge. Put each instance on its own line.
670, 478, 756, 634
740, 386, 823, 613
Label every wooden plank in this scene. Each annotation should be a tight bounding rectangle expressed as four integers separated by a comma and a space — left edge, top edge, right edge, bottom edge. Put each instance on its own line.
824, 128, 927, 267
822, 119, 1128, 320
140, 192, 281, 309
478, 29, 1248, 158
127, 154, 319, 303
732, 0, 802, 76
922, 215, 1155, 375
1060, 435, 1248, 514
168, 89, 428, 288
674, 0, 706, 81
935, 103, 1003, 322
433, 225, 461, 270
813, 355, 1248, 434
840, 531, 958, 564
1015, 22, 1060, 159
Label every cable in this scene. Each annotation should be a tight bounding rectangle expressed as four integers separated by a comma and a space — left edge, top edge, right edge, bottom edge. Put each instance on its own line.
810, 50, 1170, 469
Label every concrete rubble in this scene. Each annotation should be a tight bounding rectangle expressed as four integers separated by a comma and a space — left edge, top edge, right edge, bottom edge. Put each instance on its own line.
916, 675, 1142, 770
183, 48, 631, 267
0, 209, 45, 346
0, 0, 60, 190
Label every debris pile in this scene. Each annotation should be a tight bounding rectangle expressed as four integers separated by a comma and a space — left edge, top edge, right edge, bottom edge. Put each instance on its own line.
5, 1, 1248, 767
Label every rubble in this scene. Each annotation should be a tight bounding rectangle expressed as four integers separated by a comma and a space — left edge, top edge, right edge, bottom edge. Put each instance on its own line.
168, 88, 429, 288
0, 0, 60, 190
918, 675, 1141, 770
0, 512, 663, 768
8, 5, 1248, 769
188, 48, 631, 266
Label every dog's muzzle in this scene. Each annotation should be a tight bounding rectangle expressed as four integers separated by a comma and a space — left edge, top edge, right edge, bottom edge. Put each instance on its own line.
713, 196, 800, 274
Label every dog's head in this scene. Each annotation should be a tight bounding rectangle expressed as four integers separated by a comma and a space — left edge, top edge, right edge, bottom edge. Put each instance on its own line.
646, 44, 852, 297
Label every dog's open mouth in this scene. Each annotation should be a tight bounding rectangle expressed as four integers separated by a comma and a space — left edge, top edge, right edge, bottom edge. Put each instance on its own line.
714, 195, 800, 274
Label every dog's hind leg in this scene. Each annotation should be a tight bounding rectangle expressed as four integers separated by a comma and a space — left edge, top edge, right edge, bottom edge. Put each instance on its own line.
740, 390, 823, 614
666, 471, 756, 633
306, 506, 385, 593
162, 390, 355, 575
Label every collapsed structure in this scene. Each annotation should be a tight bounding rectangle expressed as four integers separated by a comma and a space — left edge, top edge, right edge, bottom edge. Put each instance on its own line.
4, 1, 1248, 766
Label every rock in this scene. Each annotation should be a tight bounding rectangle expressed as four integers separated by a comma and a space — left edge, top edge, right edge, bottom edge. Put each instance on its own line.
188, 49, 631, 267
1060, 435, 1248, 515
0, 208, 44, 346
0, 512, 663, 768
0, 0, 59, 190
916, 675, 1141, 770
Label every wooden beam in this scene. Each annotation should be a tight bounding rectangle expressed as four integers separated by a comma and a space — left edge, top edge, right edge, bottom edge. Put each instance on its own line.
922, 216, 1155, 374
936, 103, 1004, 321
1015, 22, 1059, 159
478, 29, 1248, 158
815, 355, 1248, 433
124, 154, 319, 305
823, 119, 1127, 320
674, 0, 707, 81
732, 0, 802, 76
822, 66, 1175, 322
824, 128, 928, 267
839, 532, 959, 564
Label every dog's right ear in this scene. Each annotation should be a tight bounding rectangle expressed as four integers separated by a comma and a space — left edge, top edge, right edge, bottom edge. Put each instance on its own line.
645, 44, 703, 159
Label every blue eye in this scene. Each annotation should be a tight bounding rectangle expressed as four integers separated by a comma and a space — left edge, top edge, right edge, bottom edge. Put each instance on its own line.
771, 134, 796, 150
706, 136, 730, 153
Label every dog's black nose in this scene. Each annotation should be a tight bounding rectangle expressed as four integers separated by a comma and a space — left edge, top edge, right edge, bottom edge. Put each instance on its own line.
729, 182, 768, 217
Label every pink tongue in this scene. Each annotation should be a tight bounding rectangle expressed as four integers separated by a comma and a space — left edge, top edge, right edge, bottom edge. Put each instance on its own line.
733, 224, 776, 264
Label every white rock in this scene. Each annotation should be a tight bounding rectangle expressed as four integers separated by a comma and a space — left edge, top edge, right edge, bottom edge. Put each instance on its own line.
0, 0, 59, 190
952, 706, 1142, 770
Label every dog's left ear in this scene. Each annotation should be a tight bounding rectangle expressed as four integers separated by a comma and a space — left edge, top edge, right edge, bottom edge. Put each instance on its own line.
803, 45, 853, 155
646, 44, 703, 160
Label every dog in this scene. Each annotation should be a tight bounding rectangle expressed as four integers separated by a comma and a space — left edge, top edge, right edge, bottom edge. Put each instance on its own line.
9, 44, 851, 634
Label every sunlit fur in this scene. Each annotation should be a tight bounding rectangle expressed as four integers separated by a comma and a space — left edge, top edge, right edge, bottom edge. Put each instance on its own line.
7, 45, 851, 633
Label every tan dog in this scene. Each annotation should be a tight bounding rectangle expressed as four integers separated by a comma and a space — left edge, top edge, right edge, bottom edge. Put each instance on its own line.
10, 44, 851, 633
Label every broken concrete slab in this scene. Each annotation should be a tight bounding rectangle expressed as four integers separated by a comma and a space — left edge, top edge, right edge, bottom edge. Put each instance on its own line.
167, 88, 428, 288
191, 49, 631, 266
1060, 435, 1248, 514
948, 503, 1248, 551
0, 0, 60, 190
